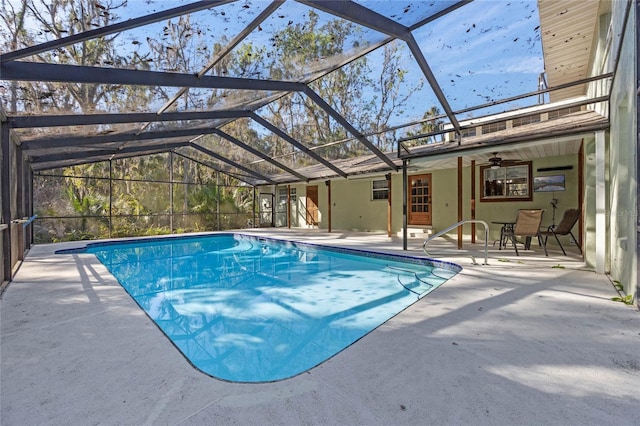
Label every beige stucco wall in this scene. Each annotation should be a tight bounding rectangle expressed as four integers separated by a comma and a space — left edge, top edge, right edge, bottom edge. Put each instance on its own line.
285, 153, 579, 249
429, 167, 470, 237
582, 136, 599, 271
329, 178, 388, 231
473, 155, 581, 247
607, 0, 637, 301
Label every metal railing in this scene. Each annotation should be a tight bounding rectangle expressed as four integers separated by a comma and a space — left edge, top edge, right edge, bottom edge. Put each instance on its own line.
422, 220, 490, 265
11, 214, 37, 227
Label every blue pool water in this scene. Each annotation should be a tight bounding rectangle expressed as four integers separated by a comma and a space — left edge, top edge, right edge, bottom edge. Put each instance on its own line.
69, 234, 461, 382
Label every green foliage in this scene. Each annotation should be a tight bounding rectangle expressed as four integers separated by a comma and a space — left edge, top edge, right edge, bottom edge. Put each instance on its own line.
32, 154, 256, 242
611, 280, 634, 305
64, 173, 108, 234
611, 294, 634, 305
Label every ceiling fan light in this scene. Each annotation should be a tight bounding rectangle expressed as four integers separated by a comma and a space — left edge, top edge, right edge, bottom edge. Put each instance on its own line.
491, 164, 500, 169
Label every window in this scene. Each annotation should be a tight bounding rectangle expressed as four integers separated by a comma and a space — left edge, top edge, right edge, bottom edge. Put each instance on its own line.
481, 121, 506, 134
548, 106, 582, 119
277, 187, 288, 207
460, 127, 477, 138
480, 162, 532, 202
277, 187, 296, 203
372, 179, 389, 200
512, 114, 541, 127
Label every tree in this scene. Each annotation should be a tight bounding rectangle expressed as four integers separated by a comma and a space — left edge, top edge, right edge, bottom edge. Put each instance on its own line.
257, 12, 423, 160
0, 0, 29, 113
367, 42, 425, 152
3, 2, 427, 241
263, 11, 365, 160
64, 164, 109, 236
1, 0, 130, 114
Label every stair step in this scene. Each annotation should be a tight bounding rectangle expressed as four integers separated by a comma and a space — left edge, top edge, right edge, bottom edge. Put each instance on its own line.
398, 227, 433, 238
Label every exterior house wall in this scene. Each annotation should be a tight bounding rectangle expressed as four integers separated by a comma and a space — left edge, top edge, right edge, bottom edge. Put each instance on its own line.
291, 183, 321, 229
289, 154, 579, 248
290, 185, 302, 228
329, 178, 388, 232
472, 155, 581, 247
390, 174, 404, 233
429, 167, 469, 237
583, 2, 614, 273
608, 0, 637, 300
316, 181, 327, 229
583, 137, 598, 271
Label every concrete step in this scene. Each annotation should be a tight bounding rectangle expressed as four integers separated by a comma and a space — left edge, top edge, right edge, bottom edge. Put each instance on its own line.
398, 227, 433, 239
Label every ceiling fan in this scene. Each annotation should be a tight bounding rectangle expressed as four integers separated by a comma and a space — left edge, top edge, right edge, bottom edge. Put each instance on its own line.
487, 152, 521, 169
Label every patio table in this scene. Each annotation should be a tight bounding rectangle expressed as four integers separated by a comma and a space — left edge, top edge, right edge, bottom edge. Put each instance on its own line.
492, 221, 515, 249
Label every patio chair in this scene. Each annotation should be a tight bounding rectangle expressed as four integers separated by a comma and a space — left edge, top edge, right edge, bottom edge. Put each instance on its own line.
503, 209, 548, 256
539, 208, 582, 255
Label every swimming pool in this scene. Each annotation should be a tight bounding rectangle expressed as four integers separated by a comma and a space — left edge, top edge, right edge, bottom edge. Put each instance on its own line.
63, 233, 461, 382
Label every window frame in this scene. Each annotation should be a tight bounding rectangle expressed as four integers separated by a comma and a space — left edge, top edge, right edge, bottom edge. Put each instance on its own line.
371, 178, 389, 201
480, 161, 533, 202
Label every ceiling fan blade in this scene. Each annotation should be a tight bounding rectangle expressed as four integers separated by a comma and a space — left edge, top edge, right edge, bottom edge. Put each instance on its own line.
501, 159, 522, 165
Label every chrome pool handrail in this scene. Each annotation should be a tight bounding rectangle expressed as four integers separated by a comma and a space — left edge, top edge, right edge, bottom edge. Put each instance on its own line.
422, 220, 489, 265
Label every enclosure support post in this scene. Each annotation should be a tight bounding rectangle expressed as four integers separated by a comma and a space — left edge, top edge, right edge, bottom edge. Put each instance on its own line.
28, 168, 34, 248
325, 180, 331, 233
216, 171, 221, 231
271, 192, 275, 227
169, 152, 174, 233
1, 121, 12, 282
457, 157, 463, 249
386, 173, 392, 238
252, 186, 256, 228
16, 146, 25, 257
287, 185, 291, 229
402, 160, 408, 251
471, 160, 476, 244
108, 160, 112, 238
16, 146, 23, 221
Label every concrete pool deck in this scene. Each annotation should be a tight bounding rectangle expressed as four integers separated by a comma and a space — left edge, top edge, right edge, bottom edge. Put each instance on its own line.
1, 230, 639, 425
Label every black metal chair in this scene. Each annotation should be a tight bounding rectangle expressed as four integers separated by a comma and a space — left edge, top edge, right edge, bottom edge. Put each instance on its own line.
539, 208, 582, 255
